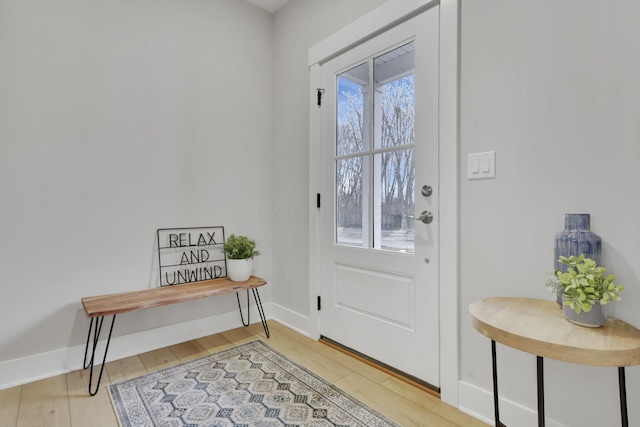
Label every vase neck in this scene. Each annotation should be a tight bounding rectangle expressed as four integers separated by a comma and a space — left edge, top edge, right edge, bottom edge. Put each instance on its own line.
565, 213, 590, 231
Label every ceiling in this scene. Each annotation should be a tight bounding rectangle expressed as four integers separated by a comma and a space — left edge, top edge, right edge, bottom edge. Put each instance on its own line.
244, 0, 290, 13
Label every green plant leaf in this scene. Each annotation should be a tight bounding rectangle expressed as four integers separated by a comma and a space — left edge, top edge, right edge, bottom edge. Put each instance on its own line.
222, 234, 260, 260
552, 255, 622, 314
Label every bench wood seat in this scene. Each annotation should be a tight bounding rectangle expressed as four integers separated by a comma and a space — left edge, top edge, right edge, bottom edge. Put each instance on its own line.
82, 276, 267, 318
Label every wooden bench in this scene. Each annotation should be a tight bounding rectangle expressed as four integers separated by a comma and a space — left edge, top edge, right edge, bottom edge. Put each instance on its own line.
81, 276, 268, 395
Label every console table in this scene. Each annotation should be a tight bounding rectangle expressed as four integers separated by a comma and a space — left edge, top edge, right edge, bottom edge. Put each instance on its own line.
470, 297, 640, 427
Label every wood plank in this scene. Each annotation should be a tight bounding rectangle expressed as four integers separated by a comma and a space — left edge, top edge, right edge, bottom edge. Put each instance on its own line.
470, 297, 640, 366
105, 355, 148, 384
271, 322, 392, 384
0, 385, 21, 427
169, 340, 209, 362
138, 347, 180, 372
17, 375, 70, 427
67, 369, 117, 427
381, 377, 488, 427
196, 332, 235, 353
320, 335, 438, 395
82, 276, 267, 317
244, 320, 271, 340
219, 324, 259, 344
335, 372, 458, 427
261, 329, 352, 383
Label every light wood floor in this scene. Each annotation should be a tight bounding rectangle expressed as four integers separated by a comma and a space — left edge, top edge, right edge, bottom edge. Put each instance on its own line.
0, 321, 488, 427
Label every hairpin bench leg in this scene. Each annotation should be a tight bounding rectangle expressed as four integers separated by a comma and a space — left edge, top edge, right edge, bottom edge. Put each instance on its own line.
236, 289, 270, 338
252, 288, 269, 338
83, 315, 116, 396
236, 291, 251, 327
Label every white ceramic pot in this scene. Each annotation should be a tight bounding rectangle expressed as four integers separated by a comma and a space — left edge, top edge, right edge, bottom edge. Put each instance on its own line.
226, 258, 252, 282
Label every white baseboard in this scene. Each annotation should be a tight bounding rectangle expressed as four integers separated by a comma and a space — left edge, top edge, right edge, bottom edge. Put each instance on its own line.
0, 346, 81, 392
269, 302, 311, 337
458, 380, 568, 427
0, 304, 268, 391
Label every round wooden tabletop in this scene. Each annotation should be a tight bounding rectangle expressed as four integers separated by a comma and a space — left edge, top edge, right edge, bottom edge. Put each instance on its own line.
469, 297, 640, 367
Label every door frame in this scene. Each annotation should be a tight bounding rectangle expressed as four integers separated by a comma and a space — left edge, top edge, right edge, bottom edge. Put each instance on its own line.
308, 0, 460, 407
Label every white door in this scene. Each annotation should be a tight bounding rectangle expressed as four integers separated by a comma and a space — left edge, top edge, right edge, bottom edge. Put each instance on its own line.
318, 6, 440, 388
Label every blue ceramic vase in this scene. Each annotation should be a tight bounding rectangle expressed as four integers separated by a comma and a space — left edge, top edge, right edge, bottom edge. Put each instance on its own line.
554, 213, 601, 304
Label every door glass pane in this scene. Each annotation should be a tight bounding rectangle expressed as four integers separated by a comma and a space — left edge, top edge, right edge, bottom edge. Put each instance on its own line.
376, 74, 415, 149
337, 62, 369, 155
336, 156, 367, 247
374, 42, 415, 150
373, 42, 415, 252
335, 42, 415, 252
375, 149, 415, 253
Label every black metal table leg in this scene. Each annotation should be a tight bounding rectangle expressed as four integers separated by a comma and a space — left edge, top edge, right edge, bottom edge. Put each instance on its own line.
236, 289, 270, 338
491, 345, 630, 427
492, 341, 545, 427
619, 367, 628, 427
83, 315, 116, 396
537, 356, 545, 427
491, 340, 507, 427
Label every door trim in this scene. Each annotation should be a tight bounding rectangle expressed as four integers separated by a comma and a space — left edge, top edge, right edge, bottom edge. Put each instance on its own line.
308, 0, 460, 407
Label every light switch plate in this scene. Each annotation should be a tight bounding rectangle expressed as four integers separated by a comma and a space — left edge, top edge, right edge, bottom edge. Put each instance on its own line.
467, 151, 496, 180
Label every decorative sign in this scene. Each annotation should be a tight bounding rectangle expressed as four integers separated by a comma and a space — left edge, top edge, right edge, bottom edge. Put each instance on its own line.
157, 226, 226, 287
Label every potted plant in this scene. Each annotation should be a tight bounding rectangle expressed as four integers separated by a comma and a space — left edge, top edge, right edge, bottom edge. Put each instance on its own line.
223, 234, 260, 282
547, 254, 623, 327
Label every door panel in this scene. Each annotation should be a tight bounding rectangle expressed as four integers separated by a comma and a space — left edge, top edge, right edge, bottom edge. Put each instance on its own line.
334, 263, 415, 330
319, 6, 439, 387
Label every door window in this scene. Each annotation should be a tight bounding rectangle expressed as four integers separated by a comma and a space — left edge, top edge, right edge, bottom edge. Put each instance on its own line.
335, 42, 415, 253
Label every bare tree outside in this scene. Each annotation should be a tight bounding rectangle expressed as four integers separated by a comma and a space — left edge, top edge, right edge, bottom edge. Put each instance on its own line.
336, 87, 365, 245
378, 75, 415, 241
336, 71, 415, 252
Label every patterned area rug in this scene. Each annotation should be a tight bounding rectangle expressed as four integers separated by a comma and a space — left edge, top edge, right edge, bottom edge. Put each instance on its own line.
109, 340, 400, 426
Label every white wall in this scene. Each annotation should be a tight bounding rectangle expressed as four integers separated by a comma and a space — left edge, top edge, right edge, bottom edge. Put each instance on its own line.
0, 0, 273, 386
460, 1, 640, 425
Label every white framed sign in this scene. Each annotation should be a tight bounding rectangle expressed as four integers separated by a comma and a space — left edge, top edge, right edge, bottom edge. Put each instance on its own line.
157, 226, 226, 286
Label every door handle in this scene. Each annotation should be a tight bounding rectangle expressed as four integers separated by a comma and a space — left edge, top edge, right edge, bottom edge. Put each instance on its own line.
409, 210, 433, 224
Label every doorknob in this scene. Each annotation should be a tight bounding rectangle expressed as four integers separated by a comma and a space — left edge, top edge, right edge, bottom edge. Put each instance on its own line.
421, 185, 433, 197
409, 210, 433, 224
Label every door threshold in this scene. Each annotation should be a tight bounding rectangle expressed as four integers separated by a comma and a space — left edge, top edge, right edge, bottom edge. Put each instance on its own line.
319, 336, 441, 398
